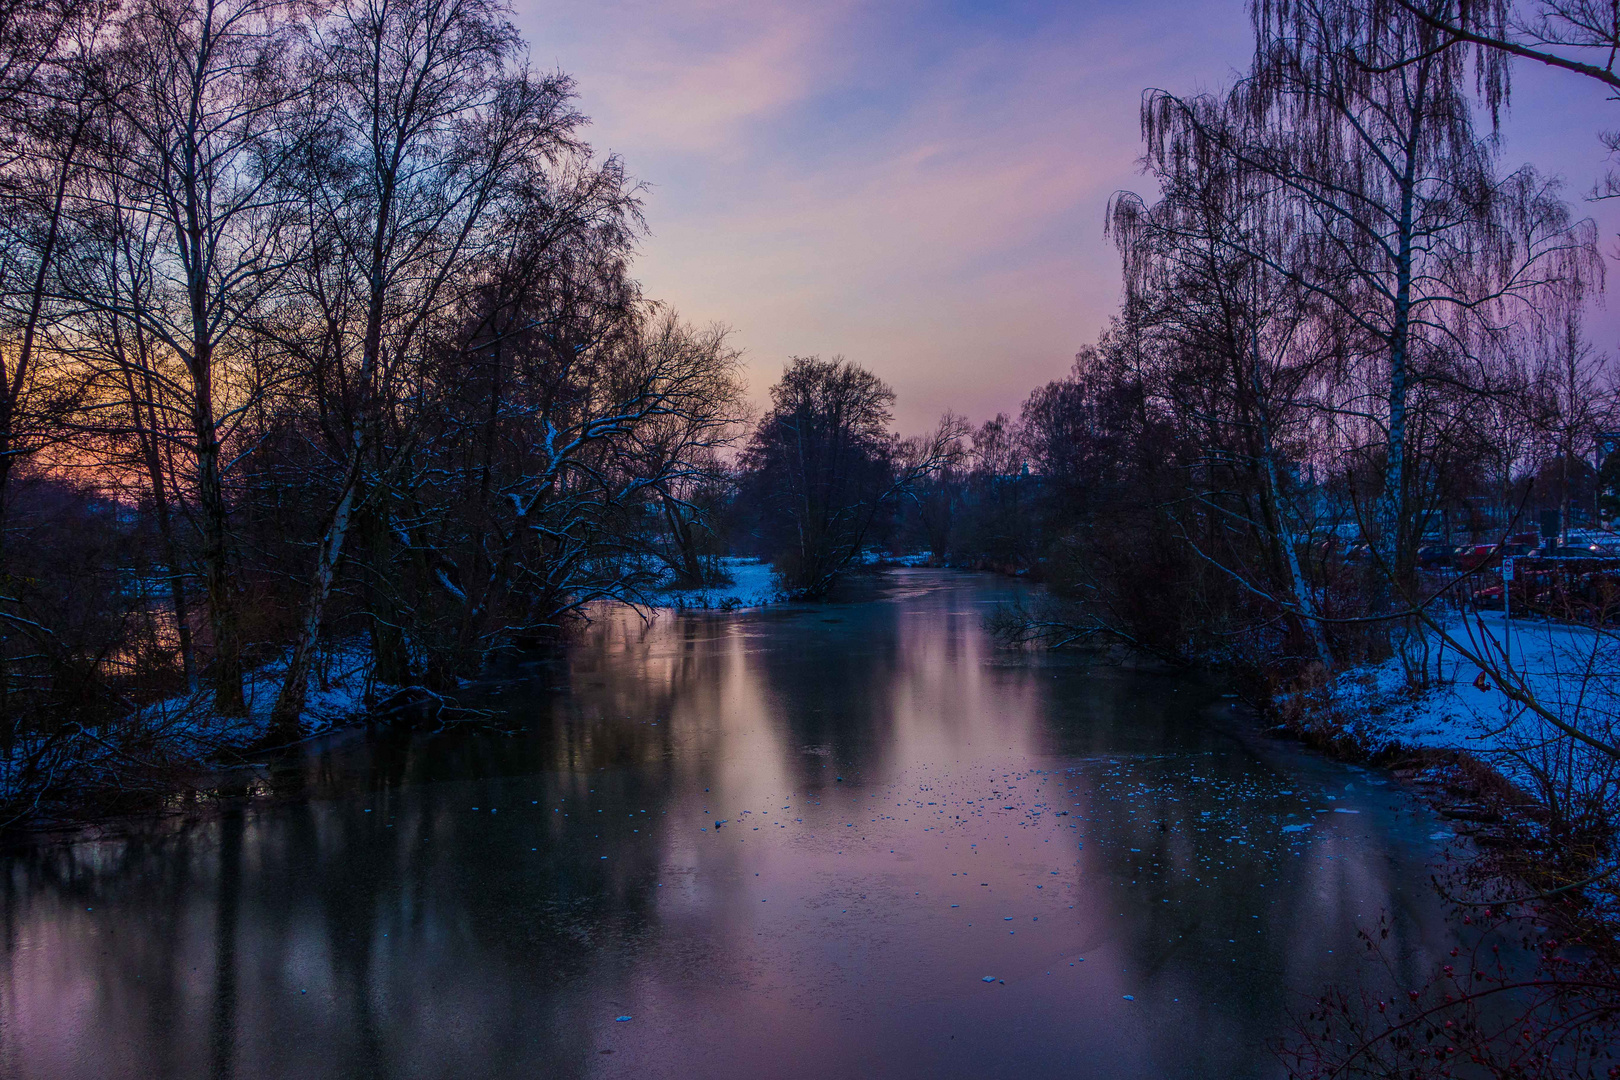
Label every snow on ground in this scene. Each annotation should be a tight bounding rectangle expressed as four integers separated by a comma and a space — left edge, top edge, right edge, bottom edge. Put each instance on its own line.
245, 641, 376, 728
1314, 611, 1620, 766
0, 641, 378, 808
640, 557, 786, 611
639, 553, 935, 611
861, 550, 934, 567
1306, 611, 1620, 918
138, 640, 377, 750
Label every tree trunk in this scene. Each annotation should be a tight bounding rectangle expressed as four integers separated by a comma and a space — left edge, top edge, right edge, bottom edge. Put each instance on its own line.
360, 489, 411, 687
117, 322, 196, 689
661, 494, 706, 586
1246, 332, 1333, 668
195, 415, 245, 715
270, 467, 362, 737
180, 110, 246, 714
1376, 59, 1430, 612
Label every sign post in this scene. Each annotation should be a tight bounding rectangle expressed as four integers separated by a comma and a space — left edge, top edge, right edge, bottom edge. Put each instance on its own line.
1502, 556, 1514, 669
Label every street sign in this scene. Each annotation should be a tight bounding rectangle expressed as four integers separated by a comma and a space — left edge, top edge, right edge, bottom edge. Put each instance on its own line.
1503, 556, 1515, 658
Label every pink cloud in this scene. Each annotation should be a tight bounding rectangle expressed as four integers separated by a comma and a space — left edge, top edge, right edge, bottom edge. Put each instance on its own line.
515, 0, 1620, 432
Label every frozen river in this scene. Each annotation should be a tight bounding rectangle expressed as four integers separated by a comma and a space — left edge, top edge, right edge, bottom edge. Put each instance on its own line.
0, 570, 1458, 1079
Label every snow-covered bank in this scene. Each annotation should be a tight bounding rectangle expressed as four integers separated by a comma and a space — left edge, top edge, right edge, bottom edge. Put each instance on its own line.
639, 557, 785, 611
637, 553, 935, 611
1287, 611, 1620, 919
0, 642, 380, 823
1296, 612, 1620, 770
169, 640, 379, 743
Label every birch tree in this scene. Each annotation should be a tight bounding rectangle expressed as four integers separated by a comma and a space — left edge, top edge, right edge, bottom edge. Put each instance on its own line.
1111, 102, 1338, 667
266, 0, 582, 730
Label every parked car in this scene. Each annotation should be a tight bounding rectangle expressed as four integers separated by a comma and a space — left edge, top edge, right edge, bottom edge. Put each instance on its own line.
1531, 544, 1608, 561
1455, 545, 1499, 571
1416, 544, 1454, 569
1455, 542, 1535, 571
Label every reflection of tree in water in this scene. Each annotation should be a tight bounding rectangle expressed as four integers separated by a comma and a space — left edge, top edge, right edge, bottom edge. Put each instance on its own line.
743, 597, 913, 789
208, 809, 241, 1080
0, 611, 733, 1077
1065, 741, 1450, 1067
9, 800, 681, 1074
0, 586, 1469, 1079
0, 825, 221, 1076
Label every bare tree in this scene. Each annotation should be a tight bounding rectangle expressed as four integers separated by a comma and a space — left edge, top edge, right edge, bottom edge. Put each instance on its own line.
1389, 0, 1620, 105
1143, 0, 1598, 605
0, 59, 91, 564
1112, 105, 1338, 667
743, 356, 964, 597
623, 312, 745, 588
266, 0, 585, 731
64, 157, 203, 689
69, 0, 306, 714
1527, 293, 1615, 540
402, 296, 741, 675
352, 110, 650, 681
0, 0, 84, 131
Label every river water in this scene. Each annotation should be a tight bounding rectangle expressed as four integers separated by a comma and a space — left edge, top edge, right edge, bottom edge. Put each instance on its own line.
0, 571, 1457, 1079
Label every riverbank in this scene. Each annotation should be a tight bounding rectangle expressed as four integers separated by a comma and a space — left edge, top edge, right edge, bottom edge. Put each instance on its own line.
639, 557, 784, 611
1269, 611, 1620, 933
0, 642, 380, 832
0, 560, 798, 832
640, 554, 937, 611
1264, 616, 1620, 1074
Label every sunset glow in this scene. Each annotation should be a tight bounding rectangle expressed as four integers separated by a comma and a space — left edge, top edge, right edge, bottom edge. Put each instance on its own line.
523, 0, 1620, 430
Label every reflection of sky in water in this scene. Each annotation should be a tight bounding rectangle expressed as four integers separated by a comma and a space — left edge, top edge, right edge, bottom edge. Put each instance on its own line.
0, 571, 1454, 1079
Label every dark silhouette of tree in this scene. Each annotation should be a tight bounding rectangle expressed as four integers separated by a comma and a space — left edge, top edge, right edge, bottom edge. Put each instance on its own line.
743, 356, 961, 597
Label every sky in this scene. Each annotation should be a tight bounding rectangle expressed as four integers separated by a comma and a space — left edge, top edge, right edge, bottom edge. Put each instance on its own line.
513, 0, 1620, 433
